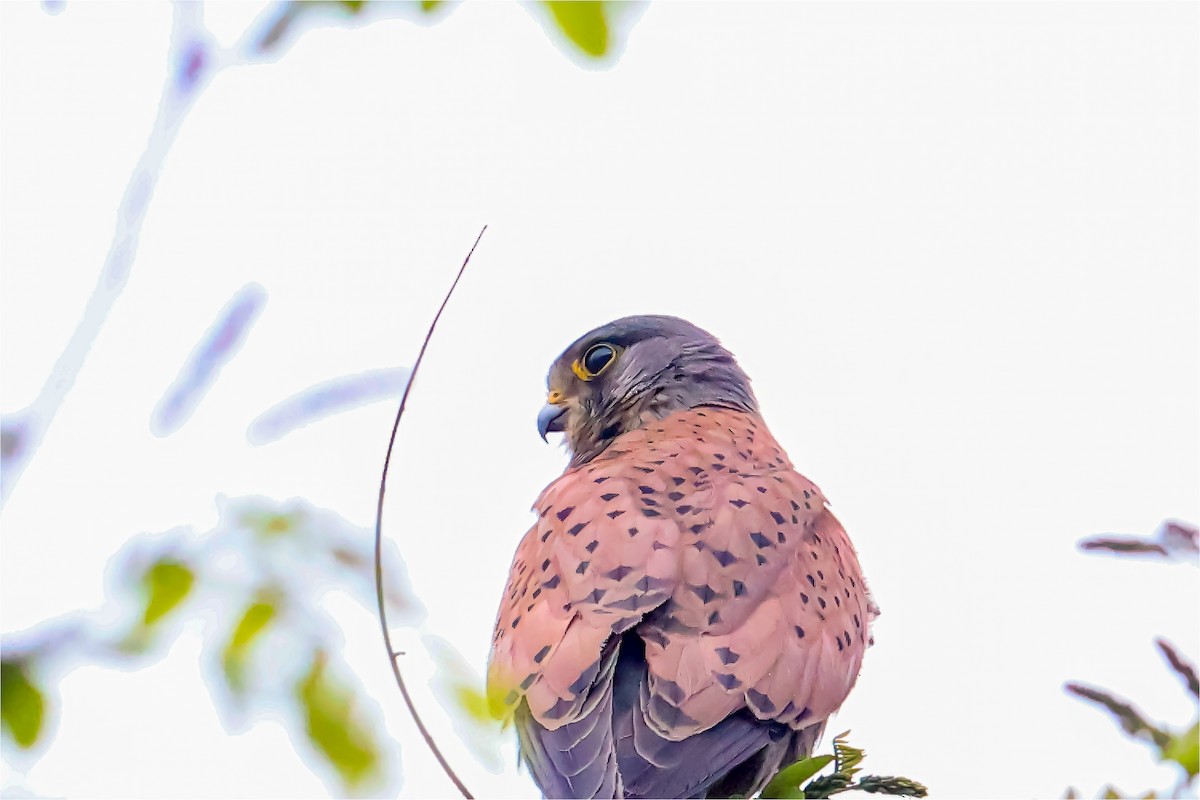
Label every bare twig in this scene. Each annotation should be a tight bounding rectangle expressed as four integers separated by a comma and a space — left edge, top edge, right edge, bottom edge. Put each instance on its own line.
0, 0, 436, 506
1079, 520, 1200, 562
152, 283, 268, 437
1065, 682, 1172, 751
1156, 638, 1200, 699
374, 227, 487, 799
1, 0, 211, 507
247, 367, 409, 445
1079, 537, 1168, 557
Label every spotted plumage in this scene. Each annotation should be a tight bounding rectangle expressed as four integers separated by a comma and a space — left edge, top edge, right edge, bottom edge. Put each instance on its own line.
490, 316, 876, 799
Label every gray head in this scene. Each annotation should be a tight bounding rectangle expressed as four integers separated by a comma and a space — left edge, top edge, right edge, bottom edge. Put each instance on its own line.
536, 315, 758, 465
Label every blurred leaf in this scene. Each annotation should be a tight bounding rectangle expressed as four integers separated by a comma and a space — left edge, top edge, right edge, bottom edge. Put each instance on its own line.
420, 0, 442, 11
543, 1, 608, 57
0, 660, 45, 748
453, 684, 493, 724
762, 754, 834, 798
239, 506, 300, 538
424, 634, 505, 772
485, 675, 516, 724
2, 495, 412, 789
141, 559, 195, 626
336, 0, 367, 11
296, 650, 381, 789
1163, 722, 1199, 778
221, 597, 278, 693
1156, 639, 1200, 699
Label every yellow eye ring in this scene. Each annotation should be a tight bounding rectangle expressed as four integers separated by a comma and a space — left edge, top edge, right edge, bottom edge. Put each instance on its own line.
573, 343, 618, 381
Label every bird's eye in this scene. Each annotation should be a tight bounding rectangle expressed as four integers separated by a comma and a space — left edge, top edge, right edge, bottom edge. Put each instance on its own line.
580, 343, 617, 378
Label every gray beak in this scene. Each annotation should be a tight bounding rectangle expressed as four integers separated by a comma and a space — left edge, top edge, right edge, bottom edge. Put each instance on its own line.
537, 403, 568, 442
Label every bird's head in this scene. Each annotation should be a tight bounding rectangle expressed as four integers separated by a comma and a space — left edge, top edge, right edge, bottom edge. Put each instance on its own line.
537, 315, 759, 465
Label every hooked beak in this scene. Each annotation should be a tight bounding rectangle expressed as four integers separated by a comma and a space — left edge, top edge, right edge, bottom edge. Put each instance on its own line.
537, 394, 568, 442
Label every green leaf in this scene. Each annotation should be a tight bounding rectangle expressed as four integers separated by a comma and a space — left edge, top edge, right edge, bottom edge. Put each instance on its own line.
762, 754, 834, 798
832, 731, 865, 778
296, 651, 381, 789
420, 0, 442, 11
1163, 722, 1199, 778
1, 660, 45, 748
221, 598, 278, 693
543, 1, 608, 57
141, 559, 195, 626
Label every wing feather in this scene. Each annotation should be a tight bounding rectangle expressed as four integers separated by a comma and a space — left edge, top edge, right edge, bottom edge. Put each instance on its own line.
489, 408, 877, 798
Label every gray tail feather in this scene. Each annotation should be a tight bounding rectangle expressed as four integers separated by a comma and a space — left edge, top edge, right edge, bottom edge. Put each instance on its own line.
517, 639, 623, 798
517, 632, 825, 799
610, 633, 808, 799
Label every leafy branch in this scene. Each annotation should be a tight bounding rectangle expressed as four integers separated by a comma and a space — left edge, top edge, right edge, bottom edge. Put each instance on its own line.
762, 732, 928, 799
1065, 520, 1199, 799
0, 496, 426, 795
2, 1, 626, 795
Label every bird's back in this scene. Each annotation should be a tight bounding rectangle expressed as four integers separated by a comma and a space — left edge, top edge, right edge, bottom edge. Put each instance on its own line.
489, 408, 875, 798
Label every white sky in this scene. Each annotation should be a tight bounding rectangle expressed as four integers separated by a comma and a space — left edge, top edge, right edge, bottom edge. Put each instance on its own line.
2, 2, 1198, 798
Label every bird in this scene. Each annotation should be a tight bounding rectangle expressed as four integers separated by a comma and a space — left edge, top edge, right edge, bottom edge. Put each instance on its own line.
488, 315, 877, 799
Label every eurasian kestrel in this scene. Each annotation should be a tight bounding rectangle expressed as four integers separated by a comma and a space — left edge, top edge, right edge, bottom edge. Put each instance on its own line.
489, 315, 877, 799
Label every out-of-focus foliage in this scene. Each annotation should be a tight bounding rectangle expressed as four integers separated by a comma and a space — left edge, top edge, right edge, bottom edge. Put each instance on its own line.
140, 559, 196, 627
222, 593, 279, 693
0, 496, 422, 795
424, 634, 506, 773
761, 732, 928, 799
1065, 520, 1200, 799
0, 0, 644, 794
255, 0, 630, 62
0, 660, 45, 749
298, 649, 383, 790
544, 1, 609, 57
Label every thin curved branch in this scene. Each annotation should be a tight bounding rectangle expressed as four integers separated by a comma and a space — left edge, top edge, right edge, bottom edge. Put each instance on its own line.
374, 227, 487, 799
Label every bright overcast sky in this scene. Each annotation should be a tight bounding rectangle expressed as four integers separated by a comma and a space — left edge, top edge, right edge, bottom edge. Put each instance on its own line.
2, 2, 1197, 798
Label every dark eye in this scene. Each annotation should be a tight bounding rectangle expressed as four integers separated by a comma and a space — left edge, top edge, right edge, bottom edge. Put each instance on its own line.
582, 343, 617, 377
